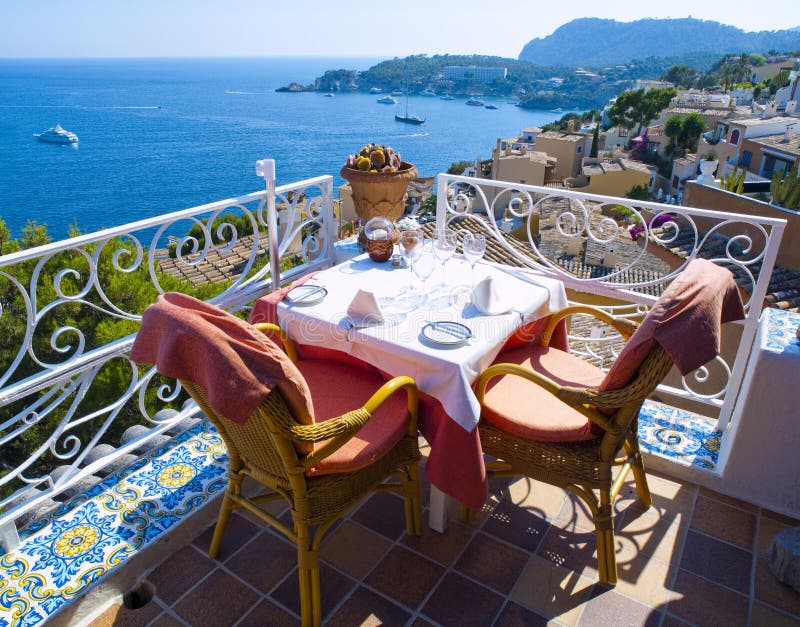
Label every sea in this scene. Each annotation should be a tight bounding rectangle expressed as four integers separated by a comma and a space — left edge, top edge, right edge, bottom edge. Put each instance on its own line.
0, 57, 563, 241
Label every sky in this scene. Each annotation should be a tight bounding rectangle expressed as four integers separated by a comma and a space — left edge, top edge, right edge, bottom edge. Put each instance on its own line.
1, 0, 798, 59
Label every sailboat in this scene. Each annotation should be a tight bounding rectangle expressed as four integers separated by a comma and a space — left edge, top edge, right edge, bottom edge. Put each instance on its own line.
394, 91, 425, 125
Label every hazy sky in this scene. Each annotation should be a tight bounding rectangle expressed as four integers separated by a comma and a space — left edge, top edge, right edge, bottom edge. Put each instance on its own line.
2, 1, 797, 59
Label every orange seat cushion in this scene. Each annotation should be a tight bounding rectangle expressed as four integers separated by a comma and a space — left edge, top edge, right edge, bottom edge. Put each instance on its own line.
482, 345, 605, 442
296, 360, 410, 476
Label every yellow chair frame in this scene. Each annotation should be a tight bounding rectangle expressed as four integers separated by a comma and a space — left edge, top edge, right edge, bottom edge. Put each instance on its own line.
474, 306, 674, 585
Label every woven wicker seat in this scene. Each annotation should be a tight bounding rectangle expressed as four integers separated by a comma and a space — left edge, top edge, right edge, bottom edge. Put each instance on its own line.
183, 322, 422, 626
474, 305, 674, 586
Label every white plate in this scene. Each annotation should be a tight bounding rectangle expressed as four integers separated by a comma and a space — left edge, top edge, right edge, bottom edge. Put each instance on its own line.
286, 285, 327, 306
421, 321, 473, 346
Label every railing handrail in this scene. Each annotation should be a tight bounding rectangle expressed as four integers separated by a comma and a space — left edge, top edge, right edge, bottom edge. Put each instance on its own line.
0, 175, 331, 268
439, 174, 788, 228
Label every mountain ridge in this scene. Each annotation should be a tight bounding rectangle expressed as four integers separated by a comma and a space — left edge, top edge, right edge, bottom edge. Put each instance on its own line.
519, 17, 800, 67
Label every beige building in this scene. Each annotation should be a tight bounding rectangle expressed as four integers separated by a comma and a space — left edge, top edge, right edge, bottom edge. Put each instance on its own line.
497, 127, 541, 152
489, 146, 555, 187
337, 183, 359, 223
571, 158, 653, 197
534, 130, 590, 179
601, 125, 633, 152
703, 116, 800, 171
474, 146, 556, 217
739, 131, 800, 179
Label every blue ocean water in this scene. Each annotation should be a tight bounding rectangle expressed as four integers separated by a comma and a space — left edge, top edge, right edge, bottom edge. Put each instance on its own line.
0, 57, 561, 240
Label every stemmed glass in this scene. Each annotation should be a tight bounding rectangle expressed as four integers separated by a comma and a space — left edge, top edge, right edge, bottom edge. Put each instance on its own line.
462, 232, 486, 286
398, 229, 422, 294
432, 228, 458, 291
412, 240, 437, 299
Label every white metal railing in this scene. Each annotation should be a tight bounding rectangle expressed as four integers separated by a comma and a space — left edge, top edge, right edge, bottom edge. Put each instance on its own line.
0, 167, 335, 548
436, 174, 786, 440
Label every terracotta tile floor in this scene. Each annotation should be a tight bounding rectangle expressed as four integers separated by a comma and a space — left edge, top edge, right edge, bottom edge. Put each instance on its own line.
91, 457, 800, 627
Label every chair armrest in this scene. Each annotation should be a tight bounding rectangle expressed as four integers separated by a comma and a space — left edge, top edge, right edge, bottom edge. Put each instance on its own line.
252, 322, 299, 362
475, 363, 614, 432
542, 305, 638, 346
273, 375, 418, 470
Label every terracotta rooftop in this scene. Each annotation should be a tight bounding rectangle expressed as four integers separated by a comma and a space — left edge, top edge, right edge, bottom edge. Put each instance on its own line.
537, 131, 586, 143
582, 159, 652, 177
746, 133, 800, 158
733, 116, 799, 128
667, 107, 734, 118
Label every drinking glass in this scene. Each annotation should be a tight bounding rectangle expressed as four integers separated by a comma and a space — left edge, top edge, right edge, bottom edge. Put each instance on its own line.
432, 228, 458, 290
412, 241, 437, 298
462, 233, 486, 286
398, 229, 422, 293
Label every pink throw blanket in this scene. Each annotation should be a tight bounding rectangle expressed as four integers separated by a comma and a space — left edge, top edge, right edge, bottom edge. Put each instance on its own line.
601, 258, 745, 390
131, 293, 313, 425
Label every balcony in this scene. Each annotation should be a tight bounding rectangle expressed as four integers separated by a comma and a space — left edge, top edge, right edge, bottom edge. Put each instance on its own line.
1, 170, 799, 625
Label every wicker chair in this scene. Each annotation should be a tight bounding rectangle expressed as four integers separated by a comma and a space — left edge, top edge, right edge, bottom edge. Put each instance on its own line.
183, 322, 422, 627
473, 306, 674, 586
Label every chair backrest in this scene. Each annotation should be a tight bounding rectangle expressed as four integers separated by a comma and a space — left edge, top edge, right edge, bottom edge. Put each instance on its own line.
589, 259, 744, 460
600, 258, 744, 392
131, 292, 317, 454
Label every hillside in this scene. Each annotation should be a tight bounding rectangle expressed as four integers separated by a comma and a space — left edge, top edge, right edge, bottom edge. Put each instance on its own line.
519, 17, 800, 67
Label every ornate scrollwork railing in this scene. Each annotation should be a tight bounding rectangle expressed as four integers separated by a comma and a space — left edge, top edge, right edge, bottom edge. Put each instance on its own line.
436, 174, 786, 432
0, 174, 334, 545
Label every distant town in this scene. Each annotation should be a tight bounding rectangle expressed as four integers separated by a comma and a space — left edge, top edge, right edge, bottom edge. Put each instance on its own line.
326, 51, 799, 221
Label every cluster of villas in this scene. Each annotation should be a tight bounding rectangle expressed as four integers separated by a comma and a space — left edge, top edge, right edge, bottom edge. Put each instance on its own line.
486, 64, 800, 205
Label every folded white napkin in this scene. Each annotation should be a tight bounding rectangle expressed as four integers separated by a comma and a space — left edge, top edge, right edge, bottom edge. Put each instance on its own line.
472, 276, 512, 315
346, 289, 385, 327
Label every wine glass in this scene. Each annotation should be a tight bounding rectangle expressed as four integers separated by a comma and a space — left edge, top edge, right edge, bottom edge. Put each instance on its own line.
462, 232, 486, 286
398, 229, 422, 294
412, 240, 437, 298
432, 228, 458, 290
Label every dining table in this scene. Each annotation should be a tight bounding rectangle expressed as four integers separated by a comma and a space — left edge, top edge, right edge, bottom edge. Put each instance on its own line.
250, 252, 569, 531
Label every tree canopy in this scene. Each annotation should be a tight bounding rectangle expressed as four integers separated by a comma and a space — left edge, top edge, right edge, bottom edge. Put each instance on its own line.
664, 112, 706, 156
607, 87, 676, 135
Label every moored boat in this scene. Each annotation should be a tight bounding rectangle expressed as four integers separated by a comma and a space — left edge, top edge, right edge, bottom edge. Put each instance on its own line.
465, 98, 484, 106
377, 95, 398, 104
395, 113, 425, 125
35, 124, 78, 144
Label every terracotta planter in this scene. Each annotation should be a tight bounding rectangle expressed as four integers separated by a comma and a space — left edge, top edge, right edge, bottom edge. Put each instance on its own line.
341, 162, 418, 222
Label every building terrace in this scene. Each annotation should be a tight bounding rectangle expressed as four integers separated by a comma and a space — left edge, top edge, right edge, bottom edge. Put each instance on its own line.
0, 170, 799, 626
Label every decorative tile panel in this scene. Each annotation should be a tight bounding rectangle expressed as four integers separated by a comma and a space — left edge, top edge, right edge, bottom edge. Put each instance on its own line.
0, 422, 227, 626
761, 308, 800, 355
638, 400, 721, 471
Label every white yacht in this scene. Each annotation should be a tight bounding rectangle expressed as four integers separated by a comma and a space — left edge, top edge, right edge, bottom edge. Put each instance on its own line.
377, 95, 398, 104
36, 124, 78, 144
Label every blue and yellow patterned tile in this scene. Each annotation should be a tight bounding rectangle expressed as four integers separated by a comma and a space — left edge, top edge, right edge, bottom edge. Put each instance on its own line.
0, 571, 45, 627
0, 421, 228, 625
638, 401, 721, 471
762, 308, 800, 354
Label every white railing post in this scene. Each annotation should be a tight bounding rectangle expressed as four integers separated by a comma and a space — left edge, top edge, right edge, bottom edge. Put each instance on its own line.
436, 174, 449, 232
256, 158, 281, 291
0, 521, 20, 552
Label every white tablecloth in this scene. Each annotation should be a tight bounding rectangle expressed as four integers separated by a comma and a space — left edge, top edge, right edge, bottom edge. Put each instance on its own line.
278, 254, 567, 431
